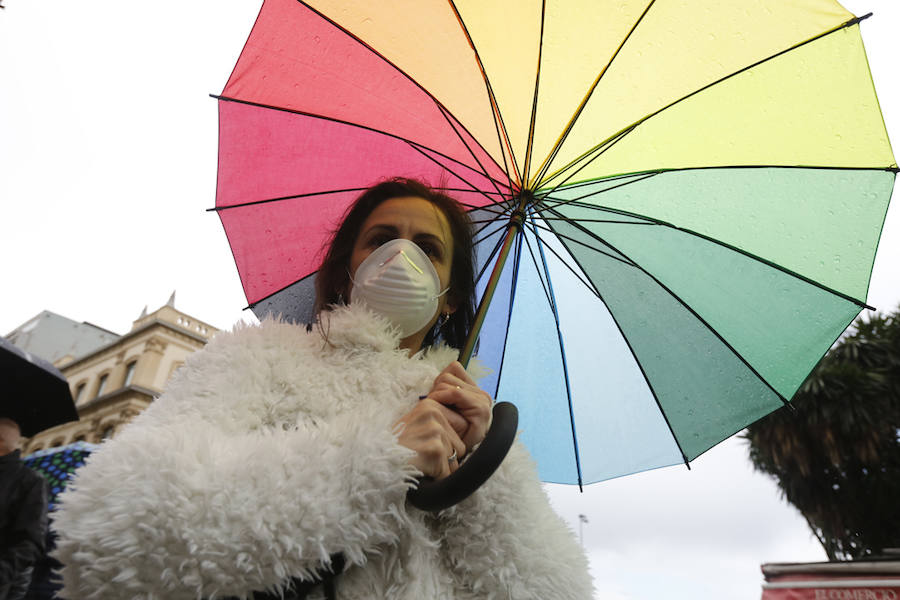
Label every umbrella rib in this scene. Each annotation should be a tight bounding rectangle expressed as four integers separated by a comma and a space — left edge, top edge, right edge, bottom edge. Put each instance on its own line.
474, 220, 513, 252
662, 224, 876, 312
528, 214, 585, 489
524, 219, 636, 277
522, 0, 547, 186
474, 202, 516, 229
539, 12, 875, 187
592, 289, 693, 469
432, 101, 508, 201
541, 190, 666, 225
210, 183, 509, 215
489, 234, 525, 399
213, 94, 510, 199
434, 188, 512, 210
544, 164, 900, 202
522, 221, 606, 301
470, 201, 517, 231
470, 217, 506, 226
532, 171, 662, 216
474, 222, 516, 286
539, 216, 656, 225
538, 169, 656, 193
470, 216, 512, 226
469, 203, 516, 221
520, 225, 555, 314
537, 164, 899, 221
288, 0, 509, 186
537, 125, 638, 196
208, 178, 504, 215
483, 75, 520, 192
441, 197, 511, 215
539, 195, 875, 311
447, 0, 522, 188
531, 0, 657, 186
535, 164, 899, 216
536, 163, 897, 229
244, 271, 316, 313
544, 206, 793, 408
208, 186, 369, 213
401, 136, 509, 207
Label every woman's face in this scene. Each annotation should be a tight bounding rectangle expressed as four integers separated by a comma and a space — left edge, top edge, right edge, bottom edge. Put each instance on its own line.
349, 195, 457, 349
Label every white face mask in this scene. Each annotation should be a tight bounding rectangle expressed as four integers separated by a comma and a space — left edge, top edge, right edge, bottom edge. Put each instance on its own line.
350, 238, 449, 338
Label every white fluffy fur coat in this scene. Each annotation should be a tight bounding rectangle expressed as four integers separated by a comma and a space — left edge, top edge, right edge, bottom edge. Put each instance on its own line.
53, 304, 593, 599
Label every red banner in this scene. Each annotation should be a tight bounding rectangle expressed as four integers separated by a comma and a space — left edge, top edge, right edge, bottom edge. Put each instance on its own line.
762, 580, 900, 599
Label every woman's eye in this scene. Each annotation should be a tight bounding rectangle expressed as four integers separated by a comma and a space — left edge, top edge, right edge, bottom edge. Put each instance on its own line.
368, 234, 392, 247
418, 243, 439, 258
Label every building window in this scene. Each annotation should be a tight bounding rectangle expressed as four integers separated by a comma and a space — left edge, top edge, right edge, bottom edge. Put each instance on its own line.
74, 383, 86, 404
101, 426, 115, 440
123, 361, 137, 386
95, 374, 108, 398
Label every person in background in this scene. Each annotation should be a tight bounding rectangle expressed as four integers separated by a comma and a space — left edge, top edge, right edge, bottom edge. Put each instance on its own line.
0, 417, 48, 600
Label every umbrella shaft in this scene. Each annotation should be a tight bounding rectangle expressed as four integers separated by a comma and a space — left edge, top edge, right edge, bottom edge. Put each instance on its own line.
459, 194, 530, 367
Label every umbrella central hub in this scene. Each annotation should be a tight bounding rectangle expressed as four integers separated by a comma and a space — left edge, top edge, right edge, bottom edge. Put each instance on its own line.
510, 190, 534, 228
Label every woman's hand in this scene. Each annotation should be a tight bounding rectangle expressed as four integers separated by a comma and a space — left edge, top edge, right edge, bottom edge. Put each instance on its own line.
423, 361, 493, 454
395, 362, 493, 479
395, 399, 467, 480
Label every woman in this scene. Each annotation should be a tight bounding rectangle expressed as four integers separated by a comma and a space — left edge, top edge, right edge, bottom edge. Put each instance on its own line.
53, 179, 594, 599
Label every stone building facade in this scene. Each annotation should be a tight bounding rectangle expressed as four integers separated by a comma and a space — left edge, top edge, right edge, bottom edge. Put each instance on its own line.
15, 296, 218, 453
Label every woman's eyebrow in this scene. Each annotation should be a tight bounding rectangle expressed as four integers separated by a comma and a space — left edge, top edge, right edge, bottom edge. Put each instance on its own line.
364, 224, 399, 236
413, 232, 446, 250
364, 224, 446, 249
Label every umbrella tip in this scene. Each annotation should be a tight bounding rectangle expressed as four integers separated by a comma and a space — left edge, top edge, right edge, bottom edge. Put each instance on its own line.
166, 291, 176, 308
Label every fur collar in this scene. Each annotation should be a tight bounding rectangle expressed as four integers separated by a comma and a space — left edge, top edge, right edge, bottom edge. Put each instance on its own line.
311, 302, 481, 378
316, 301, 403, 353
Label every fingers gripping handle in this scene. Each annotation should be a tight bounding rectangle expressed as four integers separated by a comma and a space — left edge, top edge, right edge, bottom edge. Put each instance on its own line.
406, 402, 518, 511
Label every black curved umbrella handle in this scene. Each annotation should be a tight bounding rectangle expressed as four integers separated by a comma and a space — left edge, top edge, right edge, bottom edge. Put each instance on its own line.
406, 401, 518, 512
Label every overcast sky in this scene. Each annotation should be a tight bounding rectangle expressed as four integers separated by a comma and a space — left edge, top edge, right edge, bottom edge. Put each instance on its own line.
1, 2, 897, 598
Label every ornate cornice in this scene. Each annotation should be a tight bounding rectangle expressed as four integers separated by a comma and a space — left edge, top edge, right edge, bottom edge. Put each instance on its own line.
61, 319, 212, 372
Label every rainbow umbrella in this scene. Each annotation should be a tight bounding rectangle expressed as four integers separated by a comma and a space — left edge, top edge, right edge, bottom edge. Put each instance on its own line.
214, 0, 896, 487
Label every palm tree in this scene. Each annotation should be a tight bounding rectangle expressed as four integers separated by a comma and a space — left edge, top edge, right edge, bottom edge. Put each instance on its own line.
743, 305, 900, 560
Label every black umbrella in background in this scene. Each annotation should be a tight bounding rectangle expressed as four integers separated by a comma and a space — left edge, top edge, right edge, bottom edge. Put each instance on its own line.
1, 336, 78, 438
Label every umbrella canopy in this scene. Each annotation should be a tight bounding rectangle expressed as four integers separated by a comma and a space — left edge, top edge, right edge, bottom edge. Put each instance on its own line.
214, 0, 897, 486
24, 441, 97, 511
1, 336, 78, 438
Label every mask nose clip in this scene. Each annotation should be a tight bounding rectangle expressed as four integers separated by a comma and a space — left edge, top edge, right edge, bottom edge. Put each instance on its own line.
380, 249, 424, 275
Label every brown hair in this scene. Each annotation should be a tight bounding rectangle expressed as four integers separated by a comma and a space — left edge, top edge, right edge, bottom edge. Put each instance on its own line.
314, 178, 477, 349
